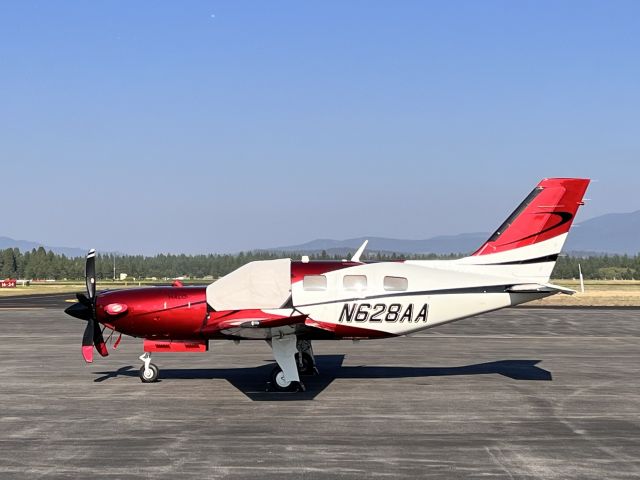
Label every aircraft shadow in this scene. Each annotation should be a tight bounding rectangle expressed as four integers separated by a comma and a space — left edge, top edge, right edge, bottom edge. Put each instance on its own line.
93, 355, 552, 401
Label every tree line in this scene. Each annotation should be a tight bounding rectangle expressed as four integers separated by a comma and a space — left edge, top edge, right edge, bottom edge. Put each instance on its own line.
0, 246, 639, 281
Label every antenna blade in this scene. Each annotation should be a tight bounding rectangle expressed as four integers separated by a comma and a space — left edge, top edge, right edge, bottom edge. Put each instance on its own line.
351, 240, 369, 262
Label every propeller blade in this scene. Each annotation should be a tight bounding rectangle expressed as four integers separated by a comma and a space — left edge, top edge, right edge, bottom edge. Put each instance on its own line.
77, 249, 109, 362
76, 292, 91, 306
94, 323, 109, 357
81, 319, 94, 363
85, 249, 96, 301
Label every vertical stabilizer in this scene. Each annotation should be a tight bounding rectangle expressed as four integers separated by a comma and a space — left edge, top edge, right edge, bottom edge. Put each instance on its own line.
457, 178, 590, 281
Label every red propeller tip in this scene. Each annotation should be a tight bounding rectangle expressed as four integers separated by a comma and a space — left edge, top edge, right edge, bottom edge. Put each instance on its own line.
96, 341, 109, 357
82, 346, 94, 363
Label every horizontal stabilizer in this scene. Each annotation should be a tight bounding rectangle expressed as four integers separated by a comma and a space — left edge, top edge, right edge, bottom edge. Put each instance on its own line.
507, 283, 576, 295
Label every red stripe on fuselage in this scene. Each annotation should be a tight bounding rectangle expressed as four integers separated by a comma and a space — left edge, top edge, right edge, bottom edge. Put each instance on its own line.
291, 261, 362, 284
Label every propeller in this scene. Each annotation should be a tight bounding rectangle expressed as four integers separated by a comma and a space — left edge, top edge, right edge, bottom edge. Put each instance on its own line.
64, 249, 108, 362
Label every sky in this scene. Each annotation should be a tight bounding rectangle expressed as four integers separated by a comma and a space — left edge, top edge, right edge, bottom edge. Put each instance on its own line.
1, 1, 639, 254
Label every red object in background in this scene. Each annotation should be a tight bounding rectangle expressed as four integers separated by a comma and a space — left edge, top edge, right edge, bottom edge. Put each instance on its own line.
1, 279, 17, 288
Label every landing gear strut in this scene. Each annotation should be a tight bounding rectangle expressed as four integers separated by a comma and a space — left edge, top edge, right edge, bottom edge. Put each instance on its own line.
296, 339, 319, 376
139, 352, 159, 383
267, 337, 318, 392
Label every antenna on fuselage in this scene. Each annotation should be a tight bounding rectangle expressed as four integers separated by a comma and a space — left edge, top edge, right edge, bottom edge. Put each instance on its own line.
351, 240, 368, 263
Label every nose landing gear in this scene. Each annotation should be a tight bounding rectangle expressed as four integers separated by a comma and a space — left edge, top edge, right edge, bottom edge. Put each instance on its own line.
139, 352, 159, 383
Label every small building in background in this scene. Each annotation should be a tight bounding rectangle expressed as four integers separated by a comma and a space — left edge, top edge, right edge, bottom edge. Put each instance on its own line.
119, 273, 128, 281
1, 279, 17, 288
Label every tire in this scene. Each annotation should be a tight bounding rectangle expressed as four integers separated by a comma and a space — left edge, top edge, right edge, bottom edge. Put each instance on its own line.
269, 366, 299, 392
139, 363, 159, 383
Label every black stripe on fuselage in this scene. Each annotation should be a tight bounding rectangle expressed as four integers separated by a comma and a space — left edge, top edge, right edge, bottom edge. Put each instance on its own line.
482, 254, 560, 266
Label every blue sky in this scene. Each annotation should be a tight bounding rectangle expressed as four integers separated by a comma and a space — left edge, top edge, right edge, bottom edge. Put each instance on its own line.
1, 1, 639, 254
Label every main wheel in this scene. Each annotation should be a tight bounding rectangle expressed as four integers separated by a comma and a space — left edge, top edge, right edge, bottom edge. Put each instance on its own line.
139, 363, 159, 383
269, 366, 301, 392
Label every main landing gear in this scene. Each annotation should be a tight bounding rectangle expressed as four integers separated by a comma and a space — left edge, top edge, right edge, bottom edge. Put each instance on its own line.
135, 337, 318, 391
139, 352, 159, 383
267, 337, 318, 392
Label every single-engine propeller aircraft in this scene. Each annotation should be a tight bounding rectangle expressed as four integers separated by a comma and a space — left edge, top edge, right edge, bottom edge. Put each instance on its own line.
66, 178, 589, 392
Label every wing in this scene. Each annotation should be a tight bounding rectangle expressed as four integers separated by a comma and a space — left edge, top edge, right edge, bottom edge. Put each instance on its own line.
202, 310, 309, 339
217, 314, 308, 330
202, 309, 391, 340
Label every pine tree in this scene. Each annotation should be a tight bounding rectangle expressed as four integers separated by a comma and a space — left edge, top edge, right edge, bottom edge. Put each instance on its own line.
1, 249, 18, 278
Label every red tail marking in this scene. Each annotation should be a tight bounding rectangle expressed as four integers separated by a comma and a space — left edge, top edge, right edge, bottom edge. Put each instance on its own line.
473, 178, 590, 256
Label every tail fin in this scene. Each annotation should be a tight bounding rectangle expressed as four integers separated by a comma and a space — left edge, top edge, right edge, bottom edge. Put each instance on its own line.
459, 178, 590, 280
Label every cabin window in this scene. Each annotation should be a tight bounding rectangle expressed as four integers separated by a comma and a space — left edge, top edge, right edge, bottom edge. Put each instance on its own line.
303, 275, 327, 291
343, 275, 368, 291
384, 276, 408, 291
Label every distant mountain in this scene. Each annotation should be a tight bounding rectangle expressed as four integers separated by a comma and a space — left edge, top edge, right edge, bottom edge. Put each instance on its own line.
0, 236, 86, 258
564, 210, 640, 255
270, 211, 640, 257
3, 210, 639, 258
269, 233, 489, 256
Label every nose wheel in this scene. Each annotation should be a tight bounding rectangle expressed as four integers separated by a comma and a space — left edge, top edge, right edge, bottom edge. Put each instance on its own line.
139, 352, 159, 383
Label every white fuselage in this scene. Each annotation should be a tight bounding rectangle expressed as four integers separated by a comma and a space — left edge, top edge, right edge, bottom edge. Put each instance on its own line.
291, 260, 550, 336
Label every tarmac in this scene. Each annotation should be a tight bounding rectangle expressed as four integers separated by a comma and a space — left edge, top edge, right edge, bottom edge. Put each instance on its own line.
0, 294, 639, 479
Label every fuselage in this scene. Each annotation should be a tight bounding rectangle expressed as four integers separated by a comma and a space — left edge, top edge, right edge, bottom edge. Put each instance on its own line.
94, 259, 552, 342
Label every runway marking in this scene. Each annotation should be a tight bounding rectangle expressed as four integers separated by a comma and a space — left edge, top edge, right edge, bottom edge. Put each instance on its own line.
484, 446, 515, 480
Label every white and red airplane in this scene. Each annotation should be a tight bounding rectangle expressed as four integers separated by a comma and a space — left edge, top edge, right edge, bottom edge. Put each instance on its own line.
66, 178, 590, 391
